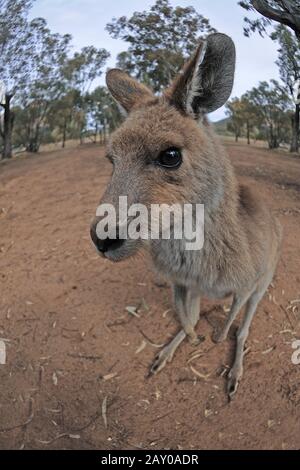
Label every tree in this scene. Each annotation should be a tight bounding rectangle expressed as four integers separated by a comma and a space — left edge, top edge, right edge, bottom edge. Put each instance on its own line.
0, 0, 33, 158
1, 2, 110, 154
63, 46, 110, 145
18, 17, 72, 152
64, 46, 110, 95
240, 95, 260, 144
0, 2, 73, 155
106, 0, 215, 92
226, 98, 245, 142
239, 1, 300, 40
272, 25, 300, 152
86, 87, 122, 143
239, 1, 300, 153
47, 89, 80, 148
226, 96, 258, 143
247, 80, 292, 148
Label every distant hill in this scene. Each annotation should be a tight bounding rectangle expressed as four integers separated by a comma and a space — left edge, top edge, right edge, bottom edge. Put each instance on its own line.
213, 117, 231, 135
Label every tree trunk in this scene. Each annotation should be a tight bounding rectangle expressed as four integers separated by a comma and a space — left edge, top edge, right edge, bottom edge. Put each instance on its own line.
62, 118, 67, 148
103, 121, 107, 143
269, 134, 279, 150
26, 125, 40, 153
94, 123, 98, 144
270, 136, 279, 149
26, 140, 40, 153
247, 120, 250, 145
80, 128, 84, 145
1, 94, 14, 160
290, 104, 300, 153
268, 125, 274, 149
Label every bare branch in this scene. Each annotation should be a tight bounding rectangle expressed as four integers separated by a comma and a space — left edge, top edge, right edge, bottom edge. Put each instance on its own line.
280, 1, 298, 15
251, 0, 300, 39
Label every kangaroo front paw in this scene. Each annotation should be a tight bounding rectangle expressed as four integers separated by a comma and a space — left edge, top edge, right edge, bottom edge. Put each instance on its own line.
149, 345, 174, 376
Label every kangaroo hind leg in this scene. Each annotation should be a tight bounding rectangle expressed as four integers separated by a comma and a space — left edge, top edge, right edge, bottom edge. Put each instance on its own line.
149, 285, 201, 376
227, 286, 267, 400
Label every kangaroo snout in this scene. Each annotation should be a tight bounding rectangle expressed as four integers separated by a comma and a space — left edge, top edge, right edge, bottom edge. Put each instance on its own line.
90, 218, 125, 255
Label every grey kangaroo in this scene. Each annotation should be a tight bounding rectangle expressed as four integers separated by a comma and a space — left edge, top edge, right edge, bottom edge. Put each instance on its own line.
90, 33, 282, 399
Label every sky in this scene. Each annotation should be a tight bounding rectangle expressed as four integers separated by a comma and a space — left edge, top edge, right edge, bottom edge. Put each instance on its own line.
30, 0, 280, 121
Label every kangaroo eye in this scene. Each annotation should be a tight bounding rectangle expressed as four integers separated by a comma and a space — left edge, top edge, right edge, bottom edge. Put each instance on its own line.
157, 148, 182, 169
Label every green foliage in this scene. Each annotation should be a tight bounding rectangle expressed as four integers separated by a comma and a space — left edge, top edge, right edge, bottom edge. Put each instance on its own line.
63, 48, 111, 143
106, 0, 215, 92
226, 98, 245, 140
0, 0, 34, 94
18, 18, 72, 151
239, 2, 300, 152
45, 89, 81, 146
272, 25, 300, 92
273, 25, 300, 152
64, 46, 110, 94
226, 80, 292, 148
86, 87, 122, 133
1, 0, 298, 156
226, 96, 258, 142
0, 0, 110, 154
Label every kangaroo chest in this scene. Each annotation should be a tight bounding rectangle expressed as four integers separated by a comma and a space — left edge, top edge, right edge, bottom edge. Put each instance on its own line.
150, 240, 232, 299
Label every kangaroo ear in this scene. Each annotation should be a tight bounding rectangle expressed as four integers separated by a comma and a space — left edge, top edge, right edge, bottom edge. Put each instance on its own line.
106, 69, 154, 114
166, 33, 236, 117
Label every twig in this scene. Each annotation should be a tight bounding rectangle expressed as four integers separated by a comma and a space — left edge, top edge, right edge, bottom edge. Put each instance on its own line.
280, 304, 295, 328
37, 433, 80, 445
0, 398, 34, 433
67, 353, 102, 361
151, 411, 173, 423
138, 328, 165, 348
102, 396, 108, 429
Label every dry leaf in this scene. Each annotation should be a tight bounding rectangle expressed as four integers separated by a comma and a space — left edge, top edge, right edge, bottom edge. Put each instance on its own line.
126, 306, 140, 318
135, 340, 147, 354
52, 372, 58, 386
102, 372, 118, 381
162, 309, 171, 318
262, 346, 275, 355
187, 352, 204, 364
102, 396, 108, 429
0, 340, 6, 365
190, 365, 211, 381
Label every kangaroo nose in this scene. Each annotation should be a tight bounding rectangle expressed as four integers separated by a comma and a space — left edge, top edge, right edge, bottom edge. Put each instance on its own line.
90, 219, 124, 254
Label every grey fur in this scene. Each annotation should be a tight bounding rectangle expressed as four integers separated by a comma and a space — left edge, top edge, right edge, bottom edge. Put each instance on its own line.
91, 33, 282, 399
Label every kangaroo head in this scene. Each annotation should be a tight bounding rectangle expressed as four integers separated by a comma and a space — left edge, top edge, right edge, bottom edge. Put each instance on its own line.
90, 33, 236, 261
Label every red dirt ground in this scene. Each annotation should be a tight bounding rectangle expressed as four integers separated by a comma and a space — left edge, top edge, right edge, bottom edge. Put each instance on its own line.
0, 140, 299, 450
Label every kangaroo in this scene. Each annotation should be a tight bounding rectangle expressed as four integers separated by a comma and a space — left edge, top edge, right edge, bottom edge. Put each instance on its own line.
90, 33, 282, 399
